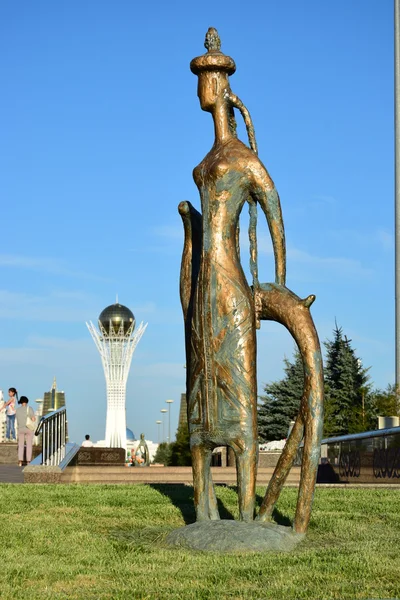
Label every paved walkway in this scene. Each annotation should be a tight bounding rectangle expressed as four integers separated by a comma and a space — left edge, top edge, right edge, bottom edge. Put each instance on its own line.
0, 465, 24, 483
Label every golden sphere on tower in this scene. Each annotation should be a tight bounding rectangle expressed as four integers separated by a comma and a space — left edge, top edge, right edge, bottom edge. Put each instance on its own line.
98, 303, 135, 335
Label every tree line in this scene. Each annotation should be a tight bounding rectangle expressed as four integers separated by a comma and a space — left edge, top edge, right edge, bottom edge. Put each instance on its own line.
258, 323, 399, 441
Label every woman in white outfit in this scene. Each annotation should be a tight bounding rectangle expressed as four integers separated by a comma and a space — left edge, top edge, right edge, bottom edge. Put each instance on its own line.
15, 396, 36, 466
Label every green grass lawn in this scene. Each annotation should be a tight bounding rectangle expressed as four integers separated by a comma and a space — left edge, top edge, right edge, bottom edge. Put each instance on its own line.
0, 484, 399, 600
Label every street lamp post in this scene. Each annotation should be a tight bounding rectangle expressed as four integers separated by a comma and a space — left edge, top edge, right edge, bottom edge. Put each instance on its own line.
395, 0, 400, 391
156, 420, 162, 444
160, 408, 167, 442
166, 399, 174, 443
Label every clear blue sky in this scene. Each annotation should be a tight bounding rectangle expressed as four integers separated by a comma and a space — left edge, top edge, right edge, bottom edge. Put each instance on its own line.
0, 0, 394, 444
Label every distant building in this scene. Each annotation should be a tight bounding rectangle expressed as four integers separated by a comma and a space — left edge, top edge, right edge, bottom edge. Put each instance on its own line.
42, 377, 66, 416
35, 398, 44, 419
178, 393, 188, 428
33, 398, 44, 445
86, 301, 147, 449
125, 427, 137, 458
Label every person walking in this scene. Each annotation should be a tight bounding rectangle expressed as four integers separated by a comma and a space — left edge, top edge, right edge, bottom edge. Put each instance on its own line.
1, 387, 18, 442
15, 396, 36, 466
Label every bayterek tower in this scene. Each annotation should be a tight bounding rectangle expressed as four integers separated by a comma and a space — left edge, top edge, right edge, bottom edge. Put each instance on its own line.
86, 302, 147, 449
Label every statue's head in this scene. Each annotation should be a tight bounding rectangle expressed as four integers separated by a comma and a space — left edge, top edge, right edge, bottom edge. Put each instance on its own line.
190, 28, 236, 112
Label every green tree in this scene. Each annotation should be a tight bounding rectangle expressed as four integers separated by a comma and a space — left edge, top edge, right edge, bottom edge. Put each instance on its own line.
152, 442, 172, 465
169, 423, 192, 466
258, 348, 304, 442
367, 384, 399, 430
324, 323, 371, 437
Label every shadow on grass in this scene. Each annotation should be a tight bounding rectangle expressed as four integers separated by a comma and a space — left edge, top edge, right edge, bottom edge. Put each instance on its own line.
149, 484, 291, 526
148, 483, 235, 524
110, 487, 293, 551
255, 491, 292, 527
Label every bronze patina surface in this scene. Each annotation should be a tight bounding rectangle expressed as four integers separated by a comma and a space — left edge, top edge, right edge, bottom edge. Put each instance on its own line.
133, 433, 150, 467
178, 28, 324, 539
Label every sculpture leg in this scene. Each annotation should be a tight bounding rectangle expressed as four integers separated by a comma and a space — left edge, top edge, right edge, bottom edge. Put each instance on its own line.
293, 402, 323, 533
234, 441, 257, 522
255, 284, 324, 532
207, 466, 220, 520
257, 413, 304, 522
191, 444, 217, 521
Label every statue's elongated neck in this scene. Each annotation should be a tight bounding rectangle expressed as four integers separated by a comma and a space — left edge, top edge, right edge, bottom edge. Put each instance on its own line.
212, 100, 232, 144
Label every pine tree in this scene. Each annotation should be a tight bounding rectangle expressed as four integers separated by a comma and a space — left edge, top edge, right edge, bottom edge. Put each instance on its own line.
258, 348, 304, 442
367, 384, 400, 430
324, 323, 371, 437
152, 442, 172, 465
169, 423, 192, 466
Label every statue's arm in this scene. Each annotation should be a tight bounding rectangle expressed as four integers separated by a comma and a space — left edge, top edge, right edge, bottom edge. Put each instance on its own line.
250, 166, 286, 286
178, 201, 202, 321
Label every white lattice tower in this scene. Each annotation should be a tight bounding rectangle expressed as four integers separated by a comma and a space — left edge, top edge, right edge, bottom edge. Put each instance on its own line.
86, 319, 147, 449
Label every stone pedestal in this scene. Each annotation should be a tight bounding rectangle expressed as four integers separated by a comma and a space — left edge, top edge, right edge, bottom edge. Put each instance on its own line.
166, 520, 304, 553
69, 447, 125, 466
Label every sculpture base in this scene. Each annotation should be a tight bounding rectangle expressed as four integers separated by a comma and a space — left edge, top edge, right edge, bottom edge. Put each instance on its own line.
69, 447, 126, 466
165, 519, 304, 553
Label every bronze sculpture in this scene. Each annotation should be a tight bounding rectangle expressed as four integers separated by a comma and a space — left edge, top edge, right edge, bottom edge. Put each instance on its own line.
179, 28, 324, 536
133, 433, 150, 467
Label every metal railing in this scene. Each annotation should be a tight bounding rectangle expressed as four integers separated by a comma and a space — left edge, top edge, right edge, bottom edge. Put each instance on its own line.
35, 407, 68, 466
320, 425, 400, 447
294, 425, 400, 467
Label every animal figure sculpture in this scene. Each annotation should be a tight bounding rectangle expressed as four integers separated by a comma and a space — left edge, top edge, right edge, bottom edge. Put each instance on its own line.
179, 28, 324, 534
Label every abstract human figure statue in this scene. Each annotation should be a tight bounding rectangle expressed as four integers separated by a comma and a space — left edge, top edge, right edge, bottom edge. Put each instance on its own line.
179, 28, 324, 534
133, 433, 150, 467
